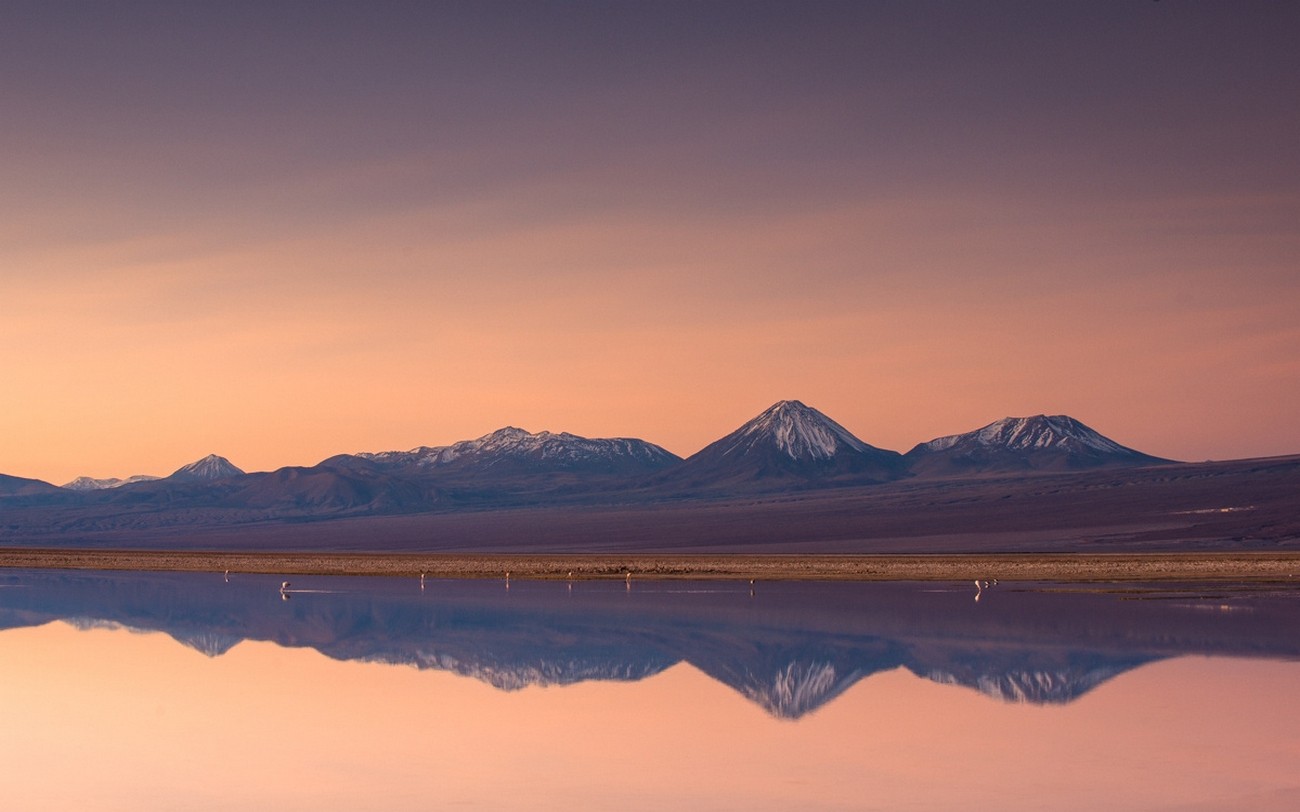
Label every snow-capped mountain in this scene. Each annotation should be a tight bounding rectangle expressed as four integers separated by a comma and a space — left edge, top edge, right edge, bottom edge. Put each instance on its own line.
167, 454, 245, 482
666, 400, 906, 488
716, 400, 875, 461
0, 403, 1197, 532
346, 427, 681, 477
62, 474, 160, 491
905, 415, 1170, 476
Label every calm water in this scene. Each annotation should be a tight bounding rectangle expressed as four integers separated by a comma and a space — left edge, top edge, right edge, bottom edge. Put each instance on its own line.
1, 569, 1298, 811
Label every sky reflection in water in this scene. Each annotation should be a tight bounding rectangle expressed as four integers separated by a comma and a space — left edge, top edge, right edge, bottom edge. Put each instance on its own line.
0, 570, 1297, 811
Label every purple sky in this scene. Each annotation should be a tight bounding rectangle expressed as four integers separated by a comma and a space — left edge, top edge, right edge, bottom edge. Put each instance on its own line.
3, 1, 1298, 482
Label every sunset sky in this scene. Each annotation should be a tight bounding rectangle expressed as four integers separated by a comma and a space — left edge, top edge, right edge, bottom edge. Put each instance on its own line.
3, 1, 1298, 484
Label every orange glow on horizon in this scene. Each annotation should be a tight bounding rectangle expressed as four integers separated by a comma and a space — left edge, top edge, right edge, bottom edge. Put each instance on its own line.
4, 188, 1297, 483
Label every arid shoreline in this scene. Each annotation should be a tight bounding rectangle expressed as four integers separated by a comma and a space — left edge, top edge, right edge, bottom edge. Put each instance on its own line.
1, 548, 1299, 582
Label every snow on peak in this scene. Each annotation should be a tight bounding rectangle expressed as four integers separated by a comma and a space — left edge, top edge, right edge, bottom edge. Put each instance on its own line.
359, 426, 677, 469
64, 476, 122, 491
479, 426, 536, 444
62, 474, 160, 491
732, 400, 870, 461
918, 415, 1134, 455
169, 454, 245, 481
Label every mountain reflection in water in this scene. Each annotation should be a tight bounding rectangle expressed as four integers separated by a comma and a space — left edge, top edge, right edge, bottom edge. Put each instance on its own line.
1, 569, 1297, 718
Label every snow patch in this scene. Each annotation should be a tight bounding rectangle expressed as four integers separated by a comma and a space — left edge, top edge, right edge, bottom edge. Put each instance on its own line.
63, 474, 160, 491
917, 415, 1139, 456
169, 454, 245, 481
723, 400, 870, 461
357, 427, 678, 469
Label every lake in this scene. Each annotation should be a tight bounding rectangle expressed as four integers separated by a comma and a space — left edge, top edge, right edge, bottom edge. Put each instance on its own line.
1, 569, 1297, 811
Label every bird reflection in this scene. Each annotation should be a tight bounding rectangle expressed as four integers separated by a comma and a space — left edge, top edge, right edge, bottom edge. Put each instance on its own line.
974, 579, 998, 603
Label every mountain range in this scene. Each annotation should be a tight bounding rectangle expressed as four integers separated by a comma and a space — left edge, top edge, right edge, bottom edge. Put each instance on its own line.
31, 400, 1168, 495
0, 400, 1188, 539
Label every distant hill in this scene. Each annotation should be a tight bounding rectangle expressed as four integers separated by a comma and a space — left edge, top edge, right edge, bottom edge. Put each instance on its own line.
223, 464, 438, 515
905, 415, 1172, 477
62, 475, 160, 491
0, 472, 62, 498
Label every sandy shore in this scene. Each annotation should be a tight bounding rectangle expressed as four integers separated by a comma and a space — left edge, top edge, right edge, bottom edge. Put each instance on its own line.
1, 548, 1299, 582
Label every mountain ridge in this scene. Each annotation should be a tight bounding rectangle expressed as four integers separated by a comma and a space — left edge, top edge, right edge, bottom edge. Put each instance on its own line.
63, 474, 161, 491
343, 426, 681, 477
906, 414, 1172, 476
20, 405, 1175, 490
0, 403, 1198, 541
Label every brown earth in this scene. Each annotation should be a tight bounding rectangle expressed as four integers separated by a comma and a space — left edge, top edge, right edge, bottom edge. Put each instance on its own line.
2, 548, 1299, 582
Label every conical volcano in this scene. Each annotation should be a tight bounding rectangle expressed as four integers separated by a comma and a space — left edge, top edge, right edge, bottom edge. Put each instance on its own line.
665, 400, 906, 490
167, 454, 245, 482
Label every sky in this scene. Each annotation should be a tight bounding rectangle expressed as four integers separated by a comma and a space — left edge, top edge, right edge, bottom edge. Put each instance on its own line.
2, 1, 1298, 484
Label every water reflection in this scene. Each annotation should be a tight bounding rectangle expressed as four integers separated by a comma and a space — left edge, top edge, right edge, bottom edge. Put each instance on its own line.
3, 570, 1300, 811
1, 570, 1298, 717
